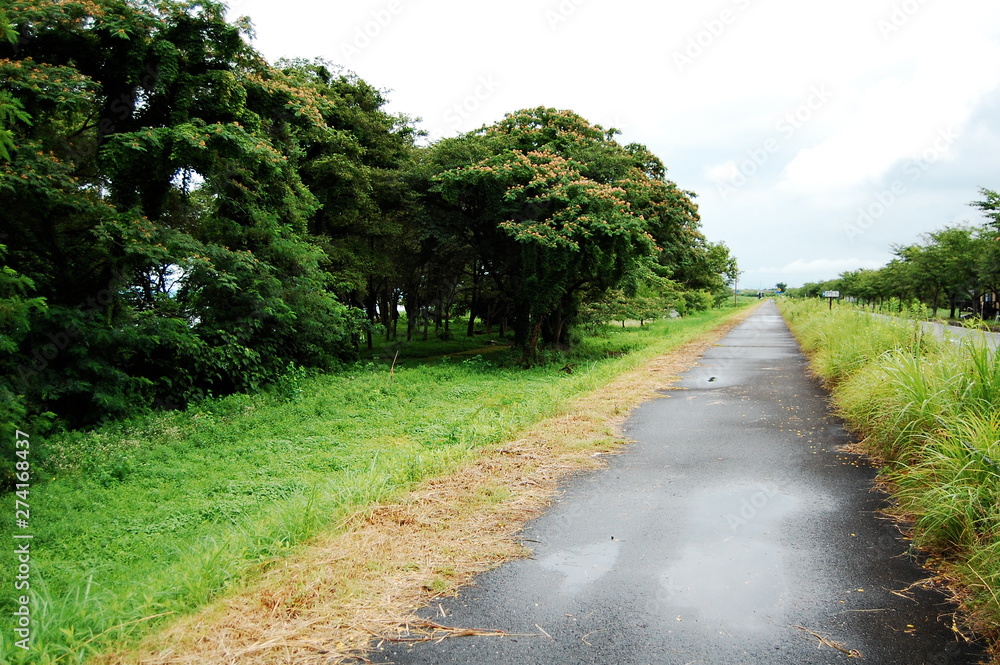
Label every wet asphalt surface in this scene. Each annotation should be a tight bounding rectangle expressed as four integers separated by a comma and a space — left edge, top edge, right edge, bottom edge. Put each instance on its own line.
371, 302, 986, 664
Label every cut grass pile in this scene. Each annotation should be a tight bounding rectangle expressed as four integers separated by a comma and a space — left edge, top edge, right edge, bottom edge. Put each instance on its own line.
0, 309, 744, 664
780, 299, 1000, 654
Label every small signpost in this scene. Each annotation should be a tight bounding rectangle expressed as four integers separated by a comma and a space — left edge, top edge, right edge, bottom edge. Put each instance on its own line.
822, 290, 840, 310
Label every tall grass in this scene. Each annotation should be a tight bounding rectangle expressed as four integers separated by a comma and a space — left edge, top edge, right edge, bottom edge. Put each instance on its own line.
0, 309, 742, 663
781, 300, 1000, 642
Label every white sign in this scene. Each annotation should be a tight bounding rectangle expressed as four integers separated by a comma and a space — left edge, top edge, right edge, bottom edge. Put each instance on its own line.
822, 291, 840, 298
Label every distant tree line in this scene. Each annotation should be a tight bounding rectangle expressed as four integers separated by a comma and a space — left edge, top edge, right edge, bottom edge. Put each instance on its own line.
789, 188, 1000, 318
0, 1, 737, 437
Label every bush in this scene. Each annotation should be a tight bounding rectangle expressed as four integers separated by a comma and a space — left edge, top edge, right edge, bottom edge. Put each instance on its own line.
685, 289, 714, 312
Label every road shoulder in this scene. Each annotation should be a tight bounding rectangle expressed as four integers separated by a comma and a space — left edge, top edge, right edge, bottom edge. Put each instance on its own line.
98, 307, 759, 665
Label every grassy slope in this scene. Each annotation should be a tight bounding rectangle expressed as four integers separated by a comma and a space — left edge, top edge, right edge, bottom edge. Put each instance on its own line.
780, 299, 1000, 656
0, 308, 744, 664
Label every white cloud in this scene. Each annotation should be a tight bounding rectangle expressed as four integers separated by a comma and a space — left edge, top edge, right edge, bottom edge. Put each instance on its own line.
778, 6, 1000, 195
752, 258, 889, 276
705, 161, 740, 183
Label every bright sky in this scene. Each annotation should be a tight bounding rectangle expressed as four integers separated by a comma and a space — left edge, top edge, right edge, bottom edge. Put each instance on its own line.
229, 0, 1000, 288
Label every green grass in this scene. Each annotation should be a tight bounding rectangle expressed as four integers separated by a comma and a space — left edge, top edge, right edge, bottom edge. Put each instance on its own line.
780, 299, 1000, 643
0, 309, 743, 664
368, 327, 510, 364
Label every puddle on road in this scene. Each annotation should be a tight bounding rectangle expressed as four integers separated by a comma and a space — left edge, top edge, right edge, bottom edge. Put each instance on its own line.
697, 485, 801, 537
651, 485, 802, 633
658, 541, 788, 633
538, 540, 622, 594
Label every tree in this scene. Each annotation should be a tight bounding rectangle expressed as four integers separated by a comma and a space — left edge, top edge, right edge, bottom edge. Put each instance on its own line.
0, 3, 733, 436
838, 269, 880, 308
278, 59, 418, 348
0, 0, 386, 427
972, 187, 1000, 230
894, 226, 981, 317
0, 244, 47, 487
428, 108, 697, 361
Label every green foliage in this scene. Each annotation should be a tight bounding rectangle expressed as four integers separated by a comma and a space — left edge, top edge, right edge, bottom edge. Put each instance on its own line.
0, 245, 48, 485
424, 107, 717, 359
579, 269, 697, 327
0, 90, 30, 161
0, 1, 426, 428
972, 187, 1000, 230
781, 299, 1000, 633
685, 289, 715, 313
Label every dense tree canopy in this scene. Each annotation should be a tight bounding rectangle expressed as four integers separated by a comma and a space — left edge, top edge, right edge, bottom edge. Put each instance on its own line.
430, 109, 654, 355
417, 108, 735, 359
0, 0, 408, 435
0, 0, 735, 447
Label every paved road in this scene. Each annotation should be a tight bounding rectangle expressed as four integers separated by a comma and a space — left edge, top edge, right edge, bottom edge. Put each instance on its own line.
922, 320, 1000, 347
869, 310, 1000, 347
372, 302, 985, 664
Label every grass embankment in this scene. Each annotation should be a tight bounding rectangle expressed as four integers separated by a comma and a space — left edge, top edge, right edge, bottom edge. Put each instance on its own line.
780, 299, 1000, 656
1, 308, 746, 664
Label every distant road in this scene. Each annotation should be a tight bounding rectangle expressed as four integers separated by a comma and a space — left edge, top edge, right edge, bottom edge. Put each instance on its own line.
370, 302, 985, 664
922, 319, 1000, 346
869, 310, 1000, 347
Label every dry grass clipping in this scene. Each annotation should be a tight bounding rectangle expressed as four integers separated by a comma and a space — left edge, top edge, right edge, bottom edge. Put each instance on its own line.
97, 309, 753, 665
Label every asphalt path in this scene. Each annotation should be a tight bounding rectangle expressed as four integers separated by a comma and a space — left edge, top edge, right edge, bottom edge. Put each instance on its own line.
371, 302, 986, 664
868, 310, 1000, 348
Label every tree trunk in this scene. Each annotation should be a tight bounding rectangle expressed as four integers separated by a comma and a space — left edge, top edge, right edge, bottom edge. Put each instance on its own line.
381, 288, 394, 341
466, 308, 477, 338
405, 296, 416, 342
520, 317, 543, 366
364, 284, 377, 350
543, 309, 566, 348
466, 264, 480, 338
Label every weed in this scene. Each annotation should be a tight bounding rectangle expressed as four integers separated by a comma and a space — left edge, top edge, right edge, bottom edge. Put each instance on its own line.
780, 299, 1000, 646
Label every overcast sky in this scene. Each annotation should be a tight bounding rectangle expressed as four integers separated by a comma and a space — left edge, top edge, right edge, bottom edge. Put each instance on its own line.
227, 0, 1000, 289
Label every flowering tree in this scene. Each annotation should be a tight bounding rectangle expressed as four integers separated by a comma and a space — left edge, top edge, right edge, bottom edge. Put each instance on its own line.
430, 107, 699, 361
